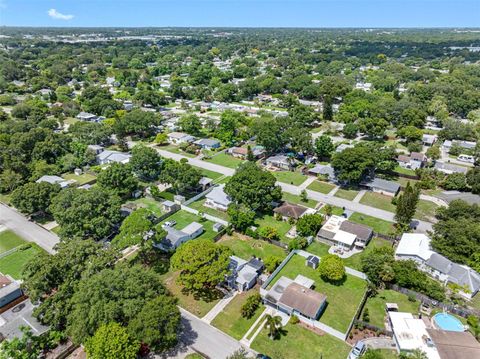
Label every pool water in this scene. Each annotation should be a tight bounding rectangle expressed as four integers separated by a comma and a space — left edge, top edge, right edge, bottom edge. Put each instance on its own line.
433, 313, 464, 332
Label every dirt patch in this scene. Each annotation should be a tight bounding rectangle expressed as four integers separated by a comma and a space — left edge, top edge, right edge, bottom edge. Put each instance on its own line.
347, 327, 389, 345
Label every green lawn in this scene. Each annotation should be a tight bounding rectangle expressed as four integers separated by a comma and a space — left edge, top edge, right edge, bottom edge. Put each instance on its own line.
281, 192, 318, 209
394, 165, 417, 176
211, 290, 265, 340
191, 166, 225, 181
272, 171, 308, 186
268, 254, 367, 332
160, 144, 197, 158
128, 197, 165, 217
396, 177, 419, 187
415, 199, 439, 223
255, 215, 294, 244
0, 193, 12, 205
319, 205, 344, 216
343, 237, 393, 271
0, 230, 27, 254
188, 198, 229, 221
348, 213, 395, 236
204, 153, 244, 169
305, 241, 330, 258
334, 188, 360, 201
158, 210, 219, 241
359, 192, 396, 213
307, 180, 336, 194
0, 244, 45, 279
161, 271, 222, 317
62, 172, 97, 185
219, 235, 287, 261
362, 289, 420, 328
251, 323, 351, 359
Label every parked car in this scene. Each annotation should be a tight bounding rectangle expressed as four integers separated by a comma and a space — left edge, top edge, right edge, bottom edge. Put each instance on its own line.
162, 220, 177, 228
348, 341, 366, 359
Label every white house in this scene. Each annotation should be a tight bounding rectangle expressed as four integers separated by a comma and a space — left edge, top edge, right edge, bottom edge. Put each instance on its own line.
36, 175, 73, 189
97, 150, 131, 165
167, 132, 195, 145
395, 233, 433, 264
158, 222, 204, 251
205, 184, 231, 211
76, 112, 104, 122
397, 152, 427, 170
317, 215, 373, 250
265, 155, 294, 171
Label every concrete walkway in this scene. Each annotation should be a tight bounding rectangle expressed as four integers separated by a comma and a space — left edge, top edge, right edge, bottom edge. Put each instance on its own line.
363, 337, 396, 350
241, 307, 271, 347
298, 176, 316, 190
353, 190, 366, 203
419, 194, 448, 207
327, 185, 340, 196
202, 291, 238, 324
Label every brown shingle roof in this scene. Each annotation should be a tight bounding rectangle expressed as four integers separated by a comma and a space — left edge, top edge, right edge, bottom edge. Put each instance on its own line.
427, 329, 480, 359
279, 282, 326, 319
273, 202, 308, 219
339, 221, 373, 241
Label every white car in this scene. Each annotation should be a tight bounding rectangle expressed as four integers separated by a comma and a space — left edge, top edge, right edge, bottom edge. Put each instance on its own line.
162, 220, 177, 228
348, 341, 366, 359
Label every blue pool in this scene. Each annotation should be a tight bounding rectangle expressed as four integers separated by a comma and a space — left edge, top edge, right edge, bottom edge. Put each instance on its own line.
433, 313, 464, 332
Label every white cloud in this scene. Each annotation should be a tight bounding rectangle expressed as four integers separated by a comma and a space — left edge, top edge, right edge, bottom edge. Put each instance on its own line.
47, 9, 74, 21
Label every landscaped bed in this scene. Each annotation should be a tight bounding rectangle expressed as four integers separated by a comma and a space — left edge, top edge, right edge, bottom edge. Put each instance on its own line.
0, 243, 45, 279
272, 171, 307, 186
348, 213, 395, 236
251, 322, 351, 359
0, 230, 27, 254
211, 290, 265, 340
218, 235, 287, 261
267, 254, 367, 333
307, 180, 336, 194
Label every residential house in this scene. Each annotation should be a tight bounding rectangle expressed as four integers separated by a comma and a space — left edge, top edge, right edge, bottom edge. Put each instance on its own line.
198, 177, 213, 191
205, 184, 231, 211
157, 222, 204, 251
422, 134, 437, 147
397, 152, 427, 170
228, 146, 265, 159
167, 132, 195, 145
265, 155, 294, 170
87, 144, 105, 155
76, 111, 104, 122
395, 233, 433, 265
317, 215, 373, 250
0, 275, 23, 308
355, 82, 373, 92
361, 177, 401, 197
36, 175, 73, 189
434, 161, 469, 175
273, 202, 311, 221
263, 275, 327, 320
335, 143, 354, 153
194, 138, 221, 150
443, 140, 477, 152
426, 329, 480, 359
308, 164, 336, 182
162, 200, 179, 213
97, 150, 131, 165
227, 256, 264, 292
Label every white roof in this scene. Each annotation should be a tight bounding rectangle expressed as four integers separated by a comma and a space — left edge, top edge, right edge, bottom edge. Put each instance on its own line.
294, 274, 315, 289
182, 222, 203, 235
321, 215, 347, 233
389, 312, 440, 359
237, 265, 258, 285
333, 230, 357, 246
206, 184, 231, 207
396, 233, 433, 262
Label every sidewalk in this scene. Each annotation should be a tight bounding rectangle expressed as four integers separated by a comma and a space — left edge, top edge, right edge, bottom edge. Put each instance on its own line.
202, 291, 238, 324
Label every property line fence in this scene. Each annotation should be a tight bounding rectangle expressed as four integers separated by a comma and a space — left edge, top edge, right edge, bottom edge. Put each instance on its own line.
345, 288, 370, 339
0, 247, 20, 260
353, 320, 393, 337
374, 232, 399, 243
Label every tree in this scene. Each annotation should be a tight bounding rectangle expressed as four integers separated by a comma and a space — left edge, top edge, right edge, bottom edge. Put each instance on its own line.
395, 182, 420, 227
170, 239, 232, 293
426, 145, 441, 161
442, 173, 468, 191
296, 214, 324, 237
227, 204, 256, 232
178, 114, 202, 136
227, 348, 250, 359
362, 349, 384, 359
322, 96, 333, 121
397, 125, 423, 143
0, 169, 23, 193
0, 327, 66, 359
342, 122, 358, 139
467, 315, 480, 340
69, 121, 112, 145
361, 247, 395, 287
159, 159, 202, 194
127, 296, 181, 352
154, 132, 168, 145
225, 162, 282, 212
264, 314, 282, 339
217, 110, 244, 145
314, 135, 335, 160
97, 163, 138, 198
67, 265, 168, 344
258, 226, 279, 241
50, 187, 122, 240
467, 167, 480, 194
114, 109, 160, 138
318, 254, 345, 282
111, 208, 154, 249
85, 322, 139, 359
130, 144, 162, 180
331, 145, 375, 184
11, 182, 61, 215
241, 293, 262, 319
357, 117, 388, 138
264, 255, 282, 273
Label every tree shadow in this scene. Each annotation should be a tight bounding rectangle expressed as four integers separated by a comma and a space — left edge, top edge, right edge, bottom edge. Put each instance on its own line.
181, 286, 224, 303
319, 274, 347, 286
155, 314, 198, 358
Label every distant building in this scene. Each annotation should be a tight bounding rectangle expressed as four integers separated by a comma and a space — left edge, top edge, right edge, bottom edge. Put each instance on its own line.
167, 132, 195, 145
194, 138, 221, 150
76, 111, 105, 122
97, 150, 131, 165
265, 155, 294, 171
228, 146, 265, 159
361, 177, 401, 197
422, 134, 437, 147
36, 175, 73, 189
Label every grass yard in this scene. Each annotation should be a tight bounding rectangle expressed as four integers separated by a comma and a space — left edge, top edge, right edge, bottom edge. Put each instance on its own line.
343, 237, 393, 271
128, 197, 165, 217
204, 153, 244, 169
158, 210, 219, 241
281, 192, 318, 209
415, 199, 439, 223
268, 254, 367, 332
334, 187, 360, 201
0, 230, 27, 254
211, 290, 265, 340
251, 323, 351, 359
272, 171, 308, 186
161, 271, 222, 317
307, 180, 336, 194
359, 192, 396, 213
348, 213, 395, 236
62, 172, 97, 185
255, 214, 293, 244
0, 244, 45, 279
191, 166, 225, 181
396, 177, 419, 187
219, 235, 287, 261
362, 289, 420, 328
394, 165, 417, 176
0, 193, 12, 205
306, 241, 330, 258
188, 198, 229, 221
160, 144, 197, 158
319, 205, 344, 216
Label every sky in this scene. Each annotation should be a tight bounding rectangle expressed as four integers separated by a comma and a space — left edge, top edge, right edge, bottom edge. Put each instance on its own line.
0, 0, 479, 28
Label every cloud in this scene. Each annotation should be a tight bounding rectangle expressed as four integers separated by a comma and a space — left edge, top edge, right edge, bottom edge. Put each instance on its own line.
47, 9, 74, 21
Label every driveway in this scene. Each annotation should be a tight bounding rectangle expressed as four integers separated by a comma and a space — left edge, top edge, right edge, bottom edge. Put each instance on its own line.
0, 204, 59, 254
160, 308, 252, 359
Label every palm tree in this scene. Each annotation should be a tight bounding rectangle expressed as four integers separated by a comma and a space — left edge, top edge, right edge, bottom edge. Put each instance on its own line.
264, 314, 282, 339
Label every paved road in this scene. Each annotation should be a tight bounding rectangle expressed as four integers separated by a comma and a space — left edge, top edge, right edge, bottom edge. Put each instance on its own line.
154, 147, 434, 233
0, 204, 59, 254
161, 308, 250, 359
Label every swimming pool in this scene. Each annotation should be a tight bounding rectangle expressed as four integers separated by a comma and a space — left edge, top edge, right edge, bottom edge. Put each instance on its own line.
433, 313, 464, 332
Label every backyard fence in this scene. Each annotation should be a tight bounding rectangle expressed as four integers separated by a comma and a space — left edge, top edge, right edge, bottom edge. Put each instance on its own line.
352, 320, 393, 337
387, 283, 480, 319
374, 232, 399, 243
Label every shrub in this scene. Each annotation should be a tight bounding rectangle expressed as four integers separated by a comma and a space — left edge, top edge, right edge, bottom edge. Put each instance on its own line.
318, 254, 346, 282
241, 294, 262, 319
289, 315, 299, 325
264, 256, 282, 273
362, 308, 370, 322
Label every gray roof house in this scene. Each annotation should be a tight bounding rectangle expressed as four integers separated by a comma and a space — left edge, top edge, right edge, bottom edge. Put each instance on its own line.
76, 111, 104, 122
36, 175, 73, 189
205, 184, 232, 211
434, 161, 469, 174
361, 177, 401, 196
422, 134, 437, 146
0, 275, 23, 309
157, 222, 204, 251
308, 164, 336, 182
97, 150, 131, 165
167, 132, 195, 145
227, 255, 263, 292
194, 138, 221, 149
443, 140, 477, 151
265, 155, 294, 170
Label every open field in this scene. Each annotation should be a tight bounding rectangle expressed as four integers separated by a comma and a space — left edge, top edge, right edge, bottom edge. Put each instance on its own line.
158, 210, 219, 241
307, 180, 336, 194
272, 171, 308, 186
359, 192, 396, 212
204, 153, 244, 168
218, 235, 287, 261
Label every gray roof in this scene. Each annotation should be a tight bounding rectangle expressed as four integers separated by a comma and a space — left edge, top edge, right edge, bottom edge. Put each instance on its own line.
0, 279, 20, 300
339, 221, 373, 241
97, 150, 131, 164
435, 191, 480, 205
362, 177, 401, 194
309, 164, 335, 180
426, 253, 453, 273
0, 300, 49, 340
206, 184, 231, 207
194, 138, 220, 147
266, 155, 290, 165
434, 161, 469, 174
